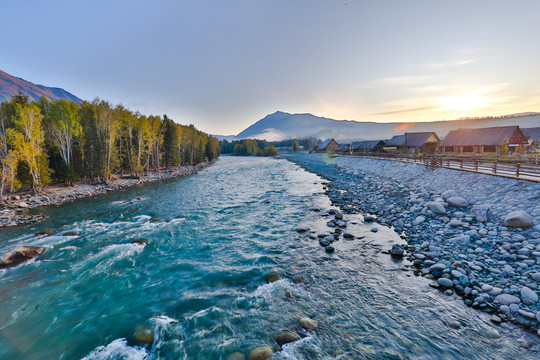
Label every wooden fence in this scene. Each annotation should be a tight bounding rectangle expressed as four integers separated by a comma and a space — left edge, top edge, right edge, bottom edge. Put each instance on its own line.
340, 153, 540, 182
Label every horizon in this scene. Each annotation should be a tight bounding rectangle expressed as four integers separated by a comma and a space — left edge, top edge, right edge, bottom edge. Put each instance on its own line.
2, 1, 539, 134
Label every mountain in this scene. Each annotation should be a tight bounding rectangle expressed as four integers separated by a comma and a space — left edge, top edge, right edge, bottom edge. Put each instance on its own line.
225, 111, 540, 141
0, 69, 82, 104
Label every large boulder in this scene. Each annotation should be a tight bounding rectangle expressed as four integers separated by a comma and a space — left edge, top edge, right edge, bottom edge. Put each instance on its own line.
0, 246, 46, 268
441, 190, 457, 201
447, 197, 468, 208
504, 211, 534, 228
427, 202, 446, 215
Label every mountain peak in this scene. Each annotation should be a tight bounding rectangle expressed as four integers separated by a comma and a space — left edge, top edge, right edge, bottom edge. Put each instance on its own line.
232, 111, 540, 142
0, 69, 83, 104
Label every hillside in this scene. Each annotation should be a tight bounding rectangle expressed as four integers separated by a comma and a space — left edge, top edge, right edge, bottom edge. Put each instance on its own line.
223, 111, 540, 141
0, 69, 82, 104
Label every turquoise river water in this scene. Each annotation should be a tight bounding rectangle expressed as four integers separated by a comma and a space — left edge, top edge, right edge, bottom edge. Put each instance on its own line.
0, 157, 539, 359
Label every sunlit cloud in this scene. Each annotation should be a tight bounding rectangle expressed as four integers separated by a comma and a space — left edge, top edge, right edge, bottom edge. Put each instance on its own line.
369, 106, 438, 116
438, 84, 510, 112
358, 75, 438, 89
427, 58, 479, 68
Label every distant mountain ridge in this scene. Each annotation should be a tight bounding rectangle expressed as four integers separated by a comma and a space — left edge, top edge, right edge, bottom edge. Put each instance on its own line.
0, 69, 82, 104
217, 111, 540, 142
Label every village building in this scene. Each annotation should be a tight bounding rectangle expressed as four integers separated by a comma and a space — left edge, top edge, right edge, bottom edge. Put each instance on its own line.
317, 138, 340, 152
347, 140, 387, 153
521, 127, 540, 152
383, 132, 440, 154
438, 126, 528, 154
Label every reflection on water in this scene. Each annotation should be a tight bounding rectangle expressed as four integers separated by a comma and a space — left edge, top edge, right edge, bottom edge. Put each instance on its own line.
0, 157, 538, 359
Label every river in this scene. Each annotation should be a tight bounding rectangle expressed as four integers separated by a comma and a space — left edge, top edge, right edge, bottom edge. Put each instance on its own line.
0, 156, 538, 359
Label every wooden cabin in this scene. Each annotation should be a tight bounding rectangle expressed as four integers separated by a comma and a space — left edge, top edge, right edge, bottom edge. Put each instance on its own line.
438, 126, 528, 154
522, 127, 540, 153
349, 140, 386, 153
317, 138, 340, 153
383, 132, 439, 154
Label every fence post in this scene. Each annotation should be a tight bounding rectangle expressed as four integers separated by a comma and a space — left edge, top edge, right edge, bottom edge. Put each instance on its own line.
516, 164, 520, 178
493, 161, 497, 174
460, 159, 463, 170
475, 160, 478, 172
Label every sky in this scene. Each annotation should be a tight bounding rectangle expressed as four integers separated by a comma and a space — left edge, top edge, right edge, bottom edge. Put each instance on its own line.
2, 0, 539, 135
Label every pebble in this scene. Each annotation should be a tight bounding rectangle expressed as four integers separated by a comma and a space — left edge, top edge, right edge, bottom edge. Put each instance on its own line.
298, 317, 318, 330
266, 273, 282, 283
438, 278, 453, 287
370, 228, 378, 233
520, 286, 539, 305
248, 346, 274, 360
273, 332, 300, 346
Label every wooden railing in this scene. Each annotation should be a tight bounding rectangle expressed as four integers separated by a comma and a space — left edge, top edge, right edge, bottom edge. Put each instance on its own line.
339, 152, 540, 182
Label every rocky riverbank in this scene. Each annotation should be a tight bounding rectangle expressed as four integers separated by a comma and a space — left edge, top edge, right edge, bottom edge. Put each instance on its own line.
283, 152, 540, 336
0, 162, 212, 228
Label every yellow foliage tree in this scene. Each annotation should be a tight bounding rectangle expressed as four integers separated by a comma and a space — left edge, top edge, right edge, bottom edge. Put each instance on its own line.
7, 103, 51, 193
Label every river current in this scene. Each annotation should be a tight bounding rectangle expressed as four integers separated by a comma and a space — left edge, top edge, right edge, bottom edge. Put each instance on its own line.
0, 156, 538, 359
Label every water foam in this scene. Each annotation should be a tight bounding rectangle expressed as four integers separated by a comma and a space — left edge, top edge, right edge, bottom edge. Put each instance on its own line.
81, 338, 147, 360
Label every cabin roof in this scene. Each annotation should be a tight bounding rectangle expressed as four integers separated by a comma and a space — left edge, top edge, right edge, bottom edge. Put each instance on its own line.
351, 140, 386, 150
320, 138, 339, 149
385, 132, 439, 147
522, 127, 540, 142
439, 126, 524, 147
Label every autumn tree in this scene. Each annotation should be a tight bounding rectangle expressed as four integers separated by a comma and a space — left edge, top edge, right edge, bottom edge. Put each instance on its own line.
162, 115, 181, 167
47, 100, 82, 168
7, 103, 51, 193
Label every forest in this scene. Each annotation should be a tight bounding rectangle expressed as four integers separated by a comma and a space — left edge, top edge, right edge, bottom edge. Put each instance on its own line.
0, 93, 220, 198
219, 139, 277, 156
219, 137, 320, 155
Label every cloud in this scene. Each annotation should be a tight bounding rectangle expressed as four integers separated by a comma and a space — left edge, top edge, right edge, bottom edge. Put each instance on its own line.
369, 106, 438, 116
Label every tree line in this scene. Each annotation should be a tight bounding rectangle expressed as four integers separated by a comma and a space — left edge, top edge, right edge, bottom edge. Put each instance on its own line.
219, 137, 320, 155
0, 93, 220, 198
219, 139, 277, 156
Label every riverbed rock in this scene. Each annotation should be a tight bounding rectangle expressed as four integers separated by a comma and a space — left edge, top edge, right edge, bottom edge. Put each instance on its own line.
484, 328, 501, 339
17, 202, 29, 208
441, 190, 457, 200
390, 244, 404, 258
35, 230, 53, 237
494, 294, 521, 306
0, 246, 46, 268
248, 346, 274, 360
438, 278, 453, 287
226, 352, 246, 360
427, 202, 446, 215
273, 332, 300, 346
129, 239, 148, 245
447, 197, 468, 208
133, 326, 154, 346
325, 246, 335, 253
504, 211, 534, 228
520, 286, 539, 305
62, 232, 78, 236
531, 273, 540, 282
298, 317, 318, 330
266, 273, 282, 283
296, 228, 308, 233
471, 205, 490, 222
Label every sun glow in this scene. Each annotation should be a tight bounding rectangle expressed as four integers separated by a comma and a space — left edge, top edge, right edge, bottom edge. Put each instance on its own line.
438, 90, 495, 112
